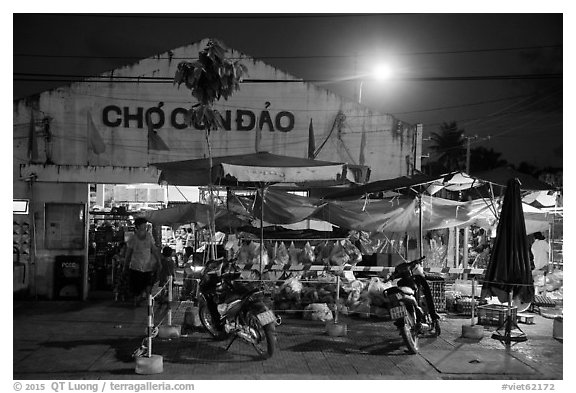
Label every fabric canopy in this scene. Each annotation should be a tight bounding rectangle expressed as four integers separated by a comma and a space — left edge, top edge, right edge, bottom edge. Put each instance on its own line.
152, 152, 347, 186
140, 188, 551, 236
522, 190, 558, 208
245, 189, 550, 234
324, 171, 490, 200
138, 203, 211, 226
472, 167, 554, 191
324, 173, 438, 199
138, 203, 250, 231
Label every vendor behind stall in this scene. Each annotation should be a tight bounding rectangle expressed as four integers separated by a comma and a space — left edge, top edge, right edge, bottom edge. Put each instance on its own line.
531, 231, 550, 295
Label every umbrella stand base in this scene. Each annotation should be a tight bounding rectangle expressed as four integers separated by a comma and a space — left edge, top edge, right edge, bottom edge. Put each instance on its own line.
491, 316, 528, 346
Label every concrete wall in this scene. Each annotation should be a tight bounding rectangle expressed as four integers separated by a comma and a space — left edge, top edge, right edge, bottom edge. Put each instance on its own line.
13, 39, 420, 180
13, 180, 88, 299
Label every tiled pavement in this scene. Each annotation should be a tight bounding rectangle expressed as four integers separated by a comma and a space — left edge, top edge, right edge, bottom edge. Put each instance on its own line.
12, 299, 563, 380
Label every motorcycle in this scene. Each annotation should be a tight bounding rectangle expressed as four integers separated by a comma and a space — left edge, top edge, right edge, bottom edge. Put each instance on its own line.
381, 256, 441, 354
196, 259, 278, 359
179, 254, 206, 303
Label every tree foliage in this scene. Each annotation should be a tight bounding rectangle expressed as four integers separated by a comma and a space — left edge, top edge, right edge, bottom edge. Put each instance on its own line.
429, 122, 466, 172
469, 146, 508, 172
174, 39, 248, 132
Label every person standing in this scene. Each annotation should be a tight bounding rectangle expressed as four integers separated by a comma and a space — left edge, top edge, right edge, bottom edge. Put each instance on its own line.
112, 242, 130, 302
126, 217, 161, 306
184, 227, 195, 262
158, 246, 176, 287
531, 232, 550, 295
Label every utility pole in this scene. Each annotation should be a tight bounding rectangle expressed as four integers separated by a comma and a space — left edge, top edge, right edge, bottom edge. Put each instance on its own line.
463, 135, 477, 274
466, 138, 472, 174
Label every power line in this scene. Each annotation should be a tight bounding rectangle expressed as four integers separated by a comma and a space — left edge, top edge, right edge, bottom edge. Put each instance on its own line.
37, 13, 406, 20
13, 44, 562, 61
386, 94, 544, 116
14, 73, 562, 84
12, 88, 556, 120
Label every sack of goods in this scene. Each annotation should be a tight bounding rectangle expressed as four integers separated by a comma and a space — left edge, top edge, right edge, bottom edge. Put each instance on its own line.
303, 303, 334, 322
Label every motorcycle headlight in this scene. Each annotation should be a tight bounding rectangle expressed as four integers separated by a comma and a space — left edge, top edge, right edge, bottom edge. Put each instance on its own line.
191, 265, 204, 273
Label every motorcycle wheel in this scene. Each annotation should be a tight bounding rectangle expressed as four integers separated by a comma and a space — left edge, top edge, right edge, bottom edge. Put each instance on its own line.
198, 301, 227, 340
246, 312, 276, 359
400, 313, 419, 354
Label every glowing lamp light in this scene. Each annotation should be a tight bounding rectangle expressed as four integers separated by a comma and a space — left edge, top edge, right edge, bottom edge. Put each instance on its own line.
372, 64, 393, 81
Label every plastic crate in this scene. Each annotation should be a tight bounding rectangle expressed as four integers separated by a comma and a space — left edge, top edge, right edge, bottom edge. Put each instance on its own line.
429, 280, 446, 312
477, 304, 517, 326
455, 297, 479, 315
533, 295, 556, 307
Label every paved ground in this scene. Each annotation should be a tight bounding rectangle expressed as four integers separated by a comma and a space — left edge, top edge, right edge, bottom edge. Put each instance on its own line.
13, 298, 563, 380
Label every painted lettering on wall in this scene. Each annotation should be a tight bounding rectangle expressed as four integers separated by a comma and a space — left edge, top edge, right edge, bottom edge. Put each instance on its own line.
102, 106, 295, 132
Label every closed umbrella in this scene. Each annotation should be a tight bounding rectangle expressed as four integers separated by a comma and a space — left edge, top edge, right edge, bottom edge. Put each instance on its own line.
481, 178, 533, 344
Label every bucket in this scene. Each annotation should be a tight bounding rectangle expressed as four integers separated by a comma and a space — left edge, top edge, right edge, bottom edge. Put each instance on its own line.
135, 354, 163, 375
326, 322, 347, 337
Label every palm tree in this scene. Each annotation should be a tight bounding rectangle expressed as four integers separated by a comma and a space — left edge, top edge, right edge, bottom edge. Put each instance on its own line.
429, 122, 466, 172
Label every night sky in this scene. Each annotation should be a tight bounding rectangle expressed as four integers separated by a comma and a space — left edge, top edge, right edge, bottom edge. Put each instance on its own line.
13, 12, 563, 169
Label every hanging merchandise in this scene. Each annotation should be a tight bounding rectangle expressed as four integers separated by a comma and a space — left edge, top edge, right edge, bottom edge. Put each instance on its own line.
299, 242, 315, 264
339, 239, 362, 265
274, 242, 289, 265
329, 241, 350, 266
314, 241, 332, 265
288, 242, 301, 264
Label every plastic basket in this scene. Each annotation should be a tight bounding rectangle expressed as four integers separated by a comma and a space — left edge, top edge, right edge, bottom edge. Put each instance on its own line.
455, 297, 479, 315
477, 304, 517, 326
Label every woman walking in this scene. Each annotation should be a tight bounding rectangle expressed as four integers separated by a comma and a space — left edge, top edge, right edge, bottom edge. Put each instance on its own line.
126, 217, 161, 306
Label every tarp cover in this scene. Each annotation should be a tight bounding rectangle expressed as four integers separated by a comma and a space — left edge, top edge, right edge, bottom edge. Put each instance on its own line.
152, 152, 347, 186
481, 178, 535, 303
139, 189, 550, 236
138, 203, 249, 231
472, 167, 554, 191
248, 189, 550, 234
324, 173, 438, 199
324, 168, 554, 201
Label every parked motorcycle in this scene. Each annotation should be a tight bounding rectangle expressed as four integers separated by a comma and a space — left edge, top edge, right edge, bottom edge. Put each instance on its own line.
196, 259, 278, 359
381, 256, 441, 354
179, 254, 206, 303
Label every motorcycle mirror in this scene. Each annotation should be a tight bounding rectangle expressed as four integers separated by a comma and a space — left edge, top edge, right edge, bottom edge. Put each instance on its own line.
411, 263, 425, 277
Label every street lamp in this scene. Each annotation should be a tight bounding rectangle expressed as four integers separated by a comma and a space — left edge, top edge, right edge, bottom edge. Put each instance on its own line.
357, 63, 394, 104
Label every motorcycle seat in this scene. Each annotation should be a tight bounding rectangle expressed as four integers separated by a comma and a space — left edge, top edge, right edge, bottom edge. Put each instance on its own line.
398, 286, 415, 296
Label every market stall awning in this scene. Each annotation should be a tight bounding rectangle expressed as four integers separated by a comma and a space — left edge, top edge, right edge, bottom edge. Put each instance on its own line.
138, 203, 211, 226
152, 152, 348, 186
471, 167, 554, 191
137, 202, 251, 232
323, 173, 439, 200
245, 189, 551, 234
426, 171, 485, 194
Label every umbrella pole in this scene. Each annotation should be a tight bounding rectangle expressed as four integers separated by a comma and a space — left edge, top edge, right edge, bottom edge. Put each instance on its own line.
419, 195, 423, 258
470, 278, 476, 325
506, 289, 513, 346
260, 187, 264, 282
